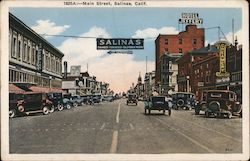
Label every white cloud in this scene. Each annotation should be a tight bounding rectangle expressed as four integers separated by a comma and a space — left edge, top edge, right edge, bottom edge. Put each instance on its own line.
132, 26, 179, 39
58, 26, 154, 93
31, 20, 70, 38
225, 29, 243, 45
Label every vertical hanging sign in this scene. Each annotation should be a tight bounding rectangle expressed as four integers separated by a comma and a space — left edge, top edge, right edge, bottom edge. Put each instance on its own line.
215, 41, 230, 78
37, 43, 43, 72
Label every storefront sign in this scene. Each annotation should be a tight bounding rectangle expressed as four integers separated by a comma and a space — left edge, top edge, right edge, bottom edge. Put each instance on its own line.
198, 82, 204, 87
178, 13, 203, 25
215, 41, 230, 78
37, 43, 43, 72
216, 77, 230, 84
96, 38, 144, 50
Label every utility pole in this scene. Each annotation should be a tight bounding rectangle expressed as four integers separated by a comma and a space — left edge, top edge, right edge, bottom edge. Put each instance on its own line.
146, 56, 148, 74
232, 19, 234, 45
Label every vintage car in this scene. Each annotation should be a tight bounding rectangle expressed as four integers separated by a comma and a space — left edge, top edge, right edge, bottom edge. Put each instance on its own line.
127, 93, 138, 105
63, 94, 81, 108
9, 93, 25, 118
172, 92, 197, 110
92, 94, 102, 104
10, 92, 53, 116
47, 92, 65, 112
194, 90, 242, 118
144, 96, 172, 115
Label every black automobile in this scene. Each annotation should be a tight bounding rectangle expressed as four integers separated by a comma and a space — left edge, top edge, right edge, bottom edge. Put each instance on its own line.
172, 92, 196, 110
10, 92, 53, 117
92, 94, 102, 104
47, 92, 64, 112
195, 90, 242, 118
63, 94, 84, 107
144, 96, 172, 115
127, 93, 138, 105
71, 95, 85, 106
9, 93, 25, 118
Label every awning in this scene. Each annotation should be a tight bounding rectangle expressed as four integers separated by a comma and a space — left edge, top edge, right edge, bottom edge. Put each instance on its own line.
9, 84, 25, 93
28, 86, 63, 93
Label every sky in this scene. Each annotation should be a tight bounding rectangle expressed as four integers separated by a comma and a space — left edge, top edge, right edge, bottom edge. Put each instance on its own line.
9, 7, 242, 93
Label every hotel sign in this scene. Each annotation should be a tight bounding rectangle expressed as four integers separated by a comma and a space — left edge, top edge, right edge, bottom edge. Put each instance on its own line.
179, 13, 203, 25
215, 41, 230, 78
96, 38, 144, 50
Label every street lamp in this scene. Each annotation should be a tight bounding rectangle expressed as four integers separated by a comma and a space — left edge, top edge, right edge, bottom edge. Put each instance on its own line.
186, 76, 190, 93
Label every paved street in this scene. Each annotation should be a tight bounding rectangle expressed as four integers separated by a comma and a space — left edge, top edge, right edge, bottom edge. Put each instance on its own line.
9, 99, 242, 154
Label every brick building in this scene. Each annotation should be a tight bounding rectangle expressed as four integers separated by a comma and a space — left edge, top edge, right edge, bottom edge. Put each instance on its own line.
190, 41, 242, 102
9, 13, 64, 93
177, 45, 218, 94
155, 25, 204, 83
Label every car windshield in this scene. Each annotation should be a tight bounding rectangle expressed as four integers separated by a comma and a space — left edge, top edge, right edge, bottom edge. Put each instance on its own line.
208, 92, 228, 99
152, 97, 165, 102
128, 94, 136, 99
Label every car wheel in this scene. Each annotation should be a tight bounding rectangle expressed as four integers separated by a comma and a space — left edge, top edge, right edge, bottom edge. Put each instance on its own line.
66, 104, 71, 110
163, 109, 165, 115
81, 102, 85, 106
58, 104, 64, 111
144, 108, 147, 115
205, 111, 210, 118
227, 112, 232, 119
195, 107, 200, 115
43, 106, 50, 115
168, 109, 171, 116
135, 102, 137, 106
50, 106, 55, 113
73, 102, 78, 107
9, 109, 16, 118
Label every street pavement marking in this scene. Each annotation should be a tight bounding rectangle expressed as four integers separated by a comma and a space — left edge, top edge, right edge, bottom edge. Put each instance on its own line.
154, 117, 214, 153
116, 103, 121, 123
172, 116, 242, 143
100, 123, 105, 130
110, 130, 118, 153
129, 123, 134, 130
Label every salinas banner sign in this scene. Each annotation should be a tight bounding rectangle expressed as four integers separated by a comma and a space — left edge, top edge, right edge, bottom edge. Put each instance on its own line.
96, 38, 144, 50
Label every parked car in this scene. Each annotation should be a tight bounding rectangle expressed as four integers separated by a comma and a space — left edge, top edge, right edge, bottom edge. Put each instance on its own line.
144, 96, 172, 115
172, 92, 196, 110
92, 94, 102, 104
9, 93, 25, 118
127, 93, 138, 105
47, 92, 64, 112
194, 90, 242, 118
62, 94, 74, 109
10, 92, 53, 116
71, 95, 85, 106
103, 95, 114, 102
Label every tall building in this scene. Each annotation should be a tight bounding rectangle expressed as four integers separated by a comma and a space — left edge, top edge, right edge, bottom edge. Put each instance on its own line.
159, 52, 182, 95
144, 71, 155, 98
9, 13, 64, 92
155, 25, 204, 84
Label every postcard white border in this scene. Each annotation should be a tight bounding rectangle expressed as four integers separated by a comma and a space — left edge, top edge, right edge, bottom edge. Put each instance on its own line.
1, 0, 249, 160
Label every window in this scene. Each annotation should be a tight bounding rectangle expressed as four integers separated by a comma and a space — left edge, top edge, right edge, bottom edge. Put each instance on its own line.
12, 37, 17, 58
17, 41, 21, 60
27, 46, 30, 63
165, 48, 168, 52
178, 48, 182, 53
192, 39, 197, 45
179, 38, 182, 44
165, 39, 168, 45
23, 42, 27, 62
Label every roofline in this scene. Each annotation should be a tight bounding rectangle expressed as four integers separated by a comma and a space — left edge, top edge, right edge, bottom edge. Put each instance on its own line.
9, 13, 64, 57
